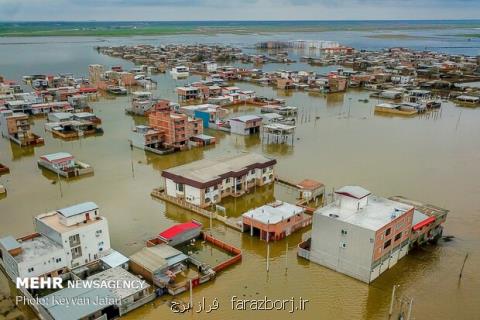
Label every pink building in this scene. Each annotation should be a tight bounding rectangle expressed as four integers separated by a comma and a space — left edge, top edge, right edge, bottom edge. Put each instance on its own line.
242, 201, 312, 241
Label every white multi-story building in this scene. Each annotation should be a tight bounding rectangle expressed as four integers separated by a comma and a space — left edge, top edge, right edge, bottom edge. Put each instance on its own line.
162, 153, 276, 208
0, 234, 68, 281
34, 202, 111, 269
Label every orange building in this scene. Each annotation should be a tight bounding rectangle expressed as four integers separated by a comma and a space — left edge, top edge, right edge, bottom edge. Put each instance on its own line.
148, 111, 203, 149
0, 110, 44, 146
242, 201, 312, 241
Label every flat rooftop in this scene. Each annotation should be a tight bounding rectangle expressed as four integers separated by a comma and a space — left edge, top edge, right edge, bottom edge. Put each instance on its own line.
388, 195, 449, 219
100, 249, 129, 268
316, 195, 413, 231
263, 123, 296, 130
13, 235, 63, 263
162, 153, 275, 185
36, 211, 104, 233
243, 201, 304, 224
230, 115, 262, 122
87, 266, 149, 299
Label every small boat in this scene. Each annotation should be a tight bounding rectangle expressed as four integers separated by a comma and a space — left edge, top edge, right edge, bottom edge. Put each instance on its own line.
374, 103, 417, 116
170, 66, 190, 79
107, 85, 127, 95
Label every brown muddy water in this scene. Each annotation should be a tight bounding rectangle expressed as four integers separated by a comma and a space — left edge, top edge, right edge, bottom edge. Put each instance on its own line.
1, 37, 480, 320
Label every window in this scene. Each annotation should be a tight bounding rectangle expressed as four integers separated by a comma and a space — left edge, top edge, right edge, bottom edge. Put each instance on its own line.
383, 239, 392, 249
394, 232, 402, 241
69, 234, 81, 247
71, 246, 82, 259
385, 228, 391, 236
176, 183, 184, 192
226, 178, 230, 183
56, 258, 62, 263
250, 169, 255, 175
28, 267, 34, 273
341, 229, 348, 235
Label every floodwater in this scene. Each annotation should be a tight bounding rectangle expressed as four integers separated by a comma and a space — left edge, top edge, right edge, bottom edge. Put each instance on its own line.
1, 31, 480, 320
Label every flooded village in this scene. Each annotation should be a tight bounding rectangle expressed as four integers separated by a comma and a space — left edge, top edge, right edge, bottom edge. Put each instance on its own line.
1, 34, 480, 320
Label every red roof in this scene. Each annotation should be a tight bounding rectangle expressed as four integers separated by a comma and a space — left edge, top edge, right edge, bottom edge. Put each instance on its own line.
159, 221, 202, 240
78, 87, 98, 93
297, 179, 324, 190
413, 216, 436, 231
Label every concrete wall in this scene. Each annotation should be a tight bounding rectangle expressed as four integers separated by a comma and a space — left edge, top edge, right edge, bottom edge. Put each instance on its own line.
229, 120, 248, 135
35, 217, 62, 245
59, 209, 98, 227
338, 195, 368, 211
185, 185, 202, 206
165, 178, 178, 198
17, 249, 66, 279
61, 219, 111, 269
310, 214, 375, 283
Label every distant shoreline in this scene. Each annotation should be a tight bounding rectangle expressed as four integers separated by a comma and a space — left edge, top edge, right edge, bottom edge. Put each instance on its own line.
0, 20, 479, 37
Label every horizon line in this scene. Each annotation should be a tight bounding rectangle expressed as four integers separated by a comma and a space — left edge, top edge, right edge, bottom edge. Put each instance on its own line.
1, 19, 480, 23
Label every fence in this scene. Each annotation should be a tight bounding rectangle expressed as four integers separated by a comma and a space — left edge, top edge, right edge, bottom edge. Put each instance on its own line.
202, 232, 242, 272
151, 188, 242, 231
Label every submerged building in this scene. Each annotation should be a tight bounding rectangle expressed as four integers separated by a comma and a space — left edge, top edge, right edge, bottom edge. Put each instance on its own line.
242, 201, 312, 241
161, 153, 276, 208
148, 111, 203, 150
299, 186, 414, 283
0, 110, 44, 146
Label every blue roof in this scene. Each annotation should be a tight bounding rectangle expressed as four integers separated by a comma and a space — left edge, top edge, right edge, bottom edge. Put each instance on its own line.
101, 250, 129, 268
57, 202, 98, 218
0, 236, 21, 251
166, 253, 189, 267
40, 286, 115, 320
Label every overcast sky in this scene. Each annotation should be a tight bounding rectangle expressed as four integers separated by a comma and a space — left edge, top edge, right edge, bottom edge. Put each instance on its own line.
1, 0, 479, 21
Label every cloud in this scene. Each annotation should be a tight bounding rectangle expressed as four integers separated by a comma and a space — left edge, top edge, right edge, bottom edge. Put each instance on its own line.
66, 0, 257, 7
0, 0, 479, 21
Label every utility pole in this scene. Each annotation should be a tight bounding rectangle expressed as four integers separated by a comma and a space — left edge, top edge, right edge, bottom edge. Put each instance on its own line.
57, 170, 63, 198
459, 252, 469, 280
266, 244, 270, 272
285, 241, 289, 273
209, 210, 213, 232
389, 284, 399, 317
189, 279, 193, 311
406, 297, 413, 320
